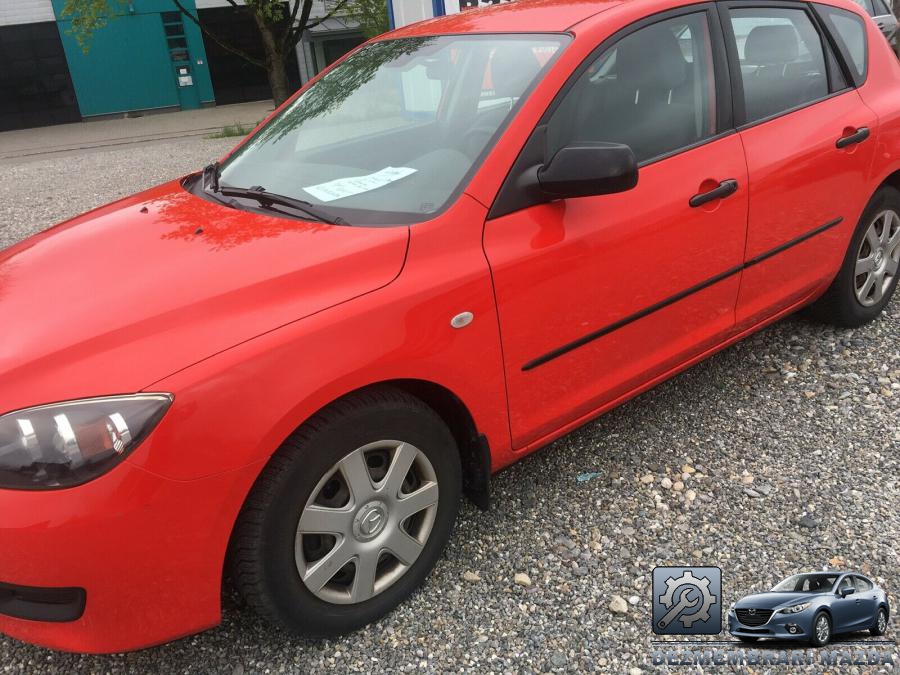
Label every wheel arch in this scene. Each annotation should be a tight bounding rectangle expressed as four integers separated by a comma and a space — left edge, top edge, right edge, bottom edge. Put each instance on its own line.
878, 167, 900, 196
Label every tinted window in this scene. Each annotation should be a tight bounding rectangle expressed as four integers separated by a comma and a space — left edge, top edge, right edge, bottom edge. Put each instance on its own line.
873, 0, 891, 15
856, 577, 874, 591
728, 8, 830, 123
546, 12, 716, 164
819, 5, 869, 82
218, 35, 566, 224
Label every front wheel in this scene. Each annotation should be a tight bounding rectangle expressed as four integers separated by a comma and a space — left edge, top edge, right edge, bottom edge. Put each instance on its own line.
808, 185, 900, 327
809, 611, 832, 648
871, 608, 889, 636
231, 387, 462, 636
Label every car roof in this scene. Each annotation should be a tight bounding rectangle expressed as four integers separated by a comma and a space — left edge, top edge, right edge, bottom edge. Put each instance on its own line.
385, 0, 868, 37
387, 0, 622, 36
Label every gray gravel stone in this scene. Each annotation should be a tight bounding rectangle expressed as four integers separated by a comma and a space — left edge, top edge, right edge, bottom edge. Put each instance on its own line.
1, 137, 898, 673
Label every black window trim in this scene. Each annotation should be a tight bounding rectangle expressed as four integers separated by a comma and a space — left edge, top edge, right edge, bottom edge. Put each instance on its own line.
488, 2, 734, 219
717, 0, 857, 130
812, 2, 870, 87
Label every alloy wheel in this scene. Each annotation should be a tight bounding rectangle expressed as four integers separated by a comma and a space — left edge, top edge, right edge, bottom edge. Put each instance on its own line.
878, 610, 887, 633
294, 441, 439, 604
816, 614, 830, 643
855, 209, 900, 307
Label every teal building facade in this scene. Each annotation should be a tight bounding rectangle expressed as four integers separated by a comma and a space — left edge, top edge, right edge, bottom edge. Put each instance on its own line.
51, 0, 214, 117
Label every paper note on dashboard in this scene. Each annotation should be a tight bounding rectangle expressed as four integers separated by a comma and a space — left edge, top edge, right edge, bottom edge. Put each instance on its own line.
303, 167, 417, 202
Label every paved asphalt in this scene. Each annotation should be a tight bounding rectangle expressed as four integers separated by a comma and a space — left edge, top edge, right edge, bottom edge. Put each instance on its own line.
0, 136, 897, 674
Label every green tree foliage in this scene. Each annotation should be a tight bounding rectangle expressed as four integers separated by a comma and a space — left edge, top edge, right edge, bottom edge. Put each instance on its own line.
353, 0, 389, 38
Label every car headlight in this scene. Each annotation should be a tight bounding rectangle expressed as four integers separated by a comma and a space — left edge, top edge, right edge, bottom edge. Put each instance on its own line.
0, 394, 172, 490
778, 602, 811, 614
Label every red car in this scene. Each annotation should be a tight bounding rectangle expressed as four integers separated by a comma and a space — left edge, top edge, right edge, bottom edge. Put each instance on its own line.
1, 0, 899, 654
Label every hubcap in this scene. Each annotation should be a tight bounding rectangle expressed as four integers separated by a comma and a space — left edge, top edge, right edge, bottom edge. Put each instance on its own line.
817, 616, 829, 642
295, 441, 439, 605
855, 209, 900, 307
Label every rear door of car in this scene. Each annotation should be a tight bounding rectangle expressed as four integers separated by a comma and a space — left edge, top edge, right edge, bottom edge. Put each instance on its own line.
854, 576, 880, 626
718, 1, 878, 327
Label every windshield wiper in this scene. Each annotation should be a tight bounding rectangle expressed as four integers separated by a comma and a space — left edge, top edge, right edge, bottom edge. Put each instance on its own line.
218, 185, 348, 225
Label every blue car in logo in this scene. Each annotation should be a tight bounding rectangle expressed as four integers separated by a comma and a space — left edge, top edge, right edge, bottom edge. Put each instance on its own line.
728, 572, 890, 647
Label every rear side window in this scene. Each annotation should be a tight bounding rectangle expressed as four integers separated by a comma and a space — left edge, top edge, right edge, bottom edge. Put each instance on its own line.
817, 5, 869, 83
873, 0, 891, 15
849, 0, 875, 15
726, 7, 833, 123
856, 577, 874, 591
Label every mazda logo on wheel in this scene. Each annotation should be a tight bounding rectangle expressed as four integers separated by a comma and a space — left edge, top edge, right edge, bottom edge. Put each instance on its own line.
362, 510, 383, 535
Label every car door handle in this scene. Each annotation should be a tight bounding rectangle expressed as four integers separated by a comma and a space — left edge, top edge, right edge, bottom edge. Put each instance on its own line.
836, 127, 870, 149
689, 179, 738, 208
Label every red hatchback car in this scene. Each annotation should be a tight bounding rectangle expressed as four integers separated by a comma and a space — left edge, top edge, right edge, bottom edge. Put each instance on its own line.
1, 0, 899, 654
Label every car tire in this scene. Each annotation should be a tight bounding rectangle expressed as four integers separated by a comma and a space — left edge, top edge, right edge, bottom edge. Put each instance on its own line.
809, 611, 832, 647
871, 608, 889, 636
808, 185, 900, 327
230, 386, 462, 637
737, 636, 759, 643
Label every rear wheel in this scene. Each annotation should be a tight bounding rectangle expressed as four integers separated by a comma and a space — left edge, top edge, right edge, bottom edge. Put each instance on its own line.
230, 387, 462, 636
808, 186, 900, 326
871, 608, 888, 636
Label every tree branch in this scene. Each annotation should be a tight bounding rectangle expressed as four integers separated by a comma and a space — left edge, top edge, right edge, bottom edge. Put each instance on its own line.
288, 0, 352, 48
286, 0, 315, 49
281, 0, 305, 51
306, 0, 352, 27
171, 0, 266, 68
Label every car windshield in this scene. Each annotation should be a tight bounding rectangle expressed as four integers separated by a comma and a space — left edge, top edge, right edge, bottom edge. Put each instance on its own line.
771, 573, 838, 593
217, 34, 568, 225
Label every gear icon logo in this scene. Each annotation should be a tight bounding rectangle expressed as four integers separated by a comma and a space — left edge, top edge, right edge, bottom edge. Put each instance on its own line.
652, 567, 722, 635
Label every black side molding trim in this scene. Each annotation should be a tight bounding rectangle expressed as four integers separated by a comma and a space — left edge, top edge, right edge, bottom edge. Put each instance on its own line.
744, 217, 843, 268
0, 581, 86, 622
522, 217, 843, 371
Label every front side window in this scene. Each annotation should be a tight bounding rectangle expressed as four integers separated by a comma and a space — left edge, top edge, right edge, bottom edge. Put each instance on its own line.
546, 12, 717, 165
218, 35, 567, 224
727, 8, 831, 124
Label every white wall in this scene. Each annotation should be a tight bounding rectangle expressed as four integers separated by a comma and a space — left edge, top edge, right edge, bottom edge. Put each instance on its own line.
194, 0, 332, 16
0, 0, 55, 26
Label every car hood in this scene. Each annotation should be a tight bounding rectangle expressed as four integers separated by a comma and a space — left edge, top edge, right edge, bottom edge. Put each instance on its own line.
0, 181, 409, 412
735, 592, 819, 609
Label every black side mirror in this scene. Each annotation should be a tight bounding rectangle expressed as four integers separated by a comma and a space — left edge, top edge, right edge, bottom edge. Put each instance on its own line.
537, 142, 638, 199
840, 586, 855, 598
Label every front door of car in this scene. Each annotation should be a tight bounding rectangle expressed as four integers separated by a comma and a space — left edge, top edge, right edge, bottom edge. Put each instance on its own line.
483, 7, 750, 447
718, 3, 879, 327
830, 576, 861, 633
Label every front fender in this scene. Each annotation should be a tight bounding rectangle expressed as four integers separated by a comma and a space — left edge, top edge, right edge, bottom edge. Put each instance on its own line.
129, 194, 511, 481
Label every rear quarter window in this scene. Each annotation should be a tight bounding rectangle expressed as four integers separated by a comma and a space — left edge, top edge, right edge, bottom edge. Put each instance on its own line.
817, 4, 868, 84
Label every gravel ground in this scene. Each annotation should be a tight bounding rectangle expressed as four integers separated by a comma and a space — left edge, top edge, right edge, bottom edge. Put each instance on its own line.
1, 138, 898, 674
